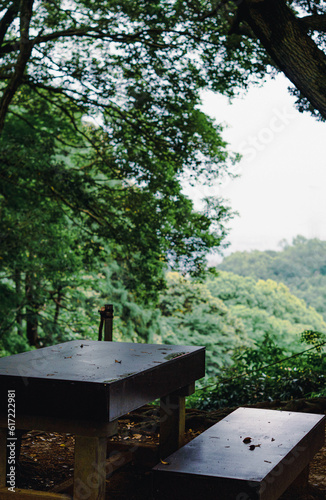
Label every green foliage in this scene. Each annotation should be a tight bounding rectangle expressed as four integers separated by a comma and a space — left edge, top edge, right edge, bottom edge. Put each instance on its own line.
182, 253, 326, 408
2, 0, 326, 131
1, 0, 326, 419
205, 271, 326, 351
157, 270, 326, 380
158, 272, 248, 377
0, 92, 234, 351
219, 236, 326, 321
56, 263, 163, 345
190, 331, 326, 410
1, 0, 272, 118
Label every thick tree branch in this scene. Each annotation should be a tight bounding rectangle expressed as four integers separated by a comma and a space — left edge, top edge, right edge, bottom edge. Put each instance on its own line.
0, 25, 169, 55
0, 0, 34, 133
196, 0, 230, 22
0, 0, 20, 47
49, 186, 107, 226
241, 0, 326, 119
299, 13, 326, 33
230, 7, 326, 37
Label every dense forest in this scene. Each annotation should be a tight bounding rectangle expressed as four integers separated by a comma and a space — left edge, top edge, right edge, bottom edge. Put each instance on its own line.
219, 236, 326, 321
2, 229, 325, 406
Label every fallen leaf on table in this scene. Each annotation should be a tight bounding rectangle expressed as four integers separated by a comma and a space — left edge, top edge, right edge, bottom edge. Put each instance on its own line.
249, 444, 261, 450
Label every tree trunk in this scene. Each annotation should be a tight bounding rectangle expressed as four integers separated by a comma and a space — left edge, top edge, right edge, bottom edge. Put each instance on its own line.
53, 287, 63, 326
240, 0, 326, 119
26, 313, 38, 346
25, 274, 39, 347
14, 268, 23, 336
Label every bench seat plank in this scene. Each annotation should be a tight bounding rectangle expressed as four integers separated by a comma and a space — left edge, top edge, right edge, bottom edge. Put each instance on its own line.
153, 407, 325, 500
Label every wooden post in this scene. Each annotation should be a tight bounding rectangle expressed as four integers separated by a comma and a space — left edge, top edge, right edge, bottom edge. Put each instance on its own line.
159, 383, 195, 459
98, 304, 113, 341
0, 415, 118, 499
104, 304, 113, 342
73, 436, 107, 500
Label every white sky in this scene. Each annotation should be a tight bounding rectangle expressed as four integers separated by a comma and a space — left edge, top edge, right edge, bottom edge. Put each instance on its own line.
190, 75, 326, 260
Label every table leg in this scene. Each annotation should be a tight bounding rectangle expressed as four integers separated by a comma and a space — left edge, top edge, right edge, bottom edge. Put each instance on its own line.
159, 383, 195, 459
290, 465, 310, 491
73, 435, 107, 500
0, 428, 6, 487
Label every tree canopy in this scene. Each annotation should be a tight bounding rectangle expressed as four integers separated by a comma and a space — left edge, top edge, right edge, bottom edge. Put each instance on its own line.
2, 1, 326, 349
0, 93, 235, 348
1, 0, 242, 288
158, 271, 248, 377
157, 270, 326, 378
206, 270, 326, 349
1, 0, 246, 348
1, 0, 326, 130
219, 236, 326, 321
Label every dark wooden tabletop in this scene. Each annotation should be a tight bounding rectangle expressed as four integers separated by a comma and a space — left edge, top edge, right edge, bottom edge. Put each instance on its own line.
0, 341, 205, 421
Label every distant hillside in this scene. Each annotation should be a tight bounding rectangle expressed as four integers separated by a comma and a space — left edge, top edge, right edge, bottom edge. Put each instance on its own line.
158, 270, 326, 378
218, 236, 326, 321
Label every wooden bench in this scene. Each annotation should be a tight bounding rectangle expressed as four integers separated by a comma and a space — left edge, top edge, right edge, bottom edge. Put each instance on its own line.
152, 407, 325, 500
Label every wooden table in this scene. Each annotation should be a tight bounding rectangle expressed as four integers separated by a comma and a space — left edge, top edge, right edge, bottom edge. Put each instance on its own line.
0, 340, 205, 500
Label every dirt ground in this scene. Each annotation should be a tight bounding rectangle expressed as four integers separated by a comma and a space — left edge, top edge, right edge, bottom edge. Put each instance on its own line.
16, 398, 326, 499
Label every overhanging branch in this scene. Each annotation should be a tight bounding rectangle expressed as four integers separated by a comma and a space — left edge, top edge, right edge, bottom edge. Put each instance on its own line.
0, 0, 20, 47
0, 0, 34, 133
241, 0, 326, 119
299, 13, 326, 32
0, 25, 170, 55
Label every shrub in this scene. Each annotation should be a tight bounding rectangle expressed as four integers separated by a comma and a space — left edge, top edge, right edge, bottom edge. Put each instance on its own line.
188, 331, 326, 410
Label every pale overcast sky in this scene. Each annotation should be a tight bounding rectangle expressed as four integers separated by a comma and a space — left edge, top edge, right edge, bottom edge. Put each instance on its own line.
190, 75, 326, 260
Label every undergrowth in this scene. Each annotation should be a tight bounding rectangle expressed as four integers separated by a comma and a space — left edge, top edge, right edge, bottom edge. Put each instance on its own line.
187, 330, 326, 410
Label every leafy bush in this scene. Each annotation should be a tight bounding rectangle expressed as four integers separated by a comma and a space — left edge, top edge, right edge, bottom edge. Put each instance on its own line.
188, 331, 326, 410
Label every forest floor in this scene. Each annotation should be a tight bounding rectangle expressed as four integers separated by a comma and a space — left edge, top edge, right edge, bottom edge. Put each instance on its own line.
16, 398, 326, 499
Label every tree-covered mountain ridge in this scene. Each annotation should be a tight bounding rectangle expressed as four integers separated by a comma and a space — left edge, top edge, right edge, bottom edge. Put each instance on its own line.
157, 267, 326, 378
218, 236, 326, 322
